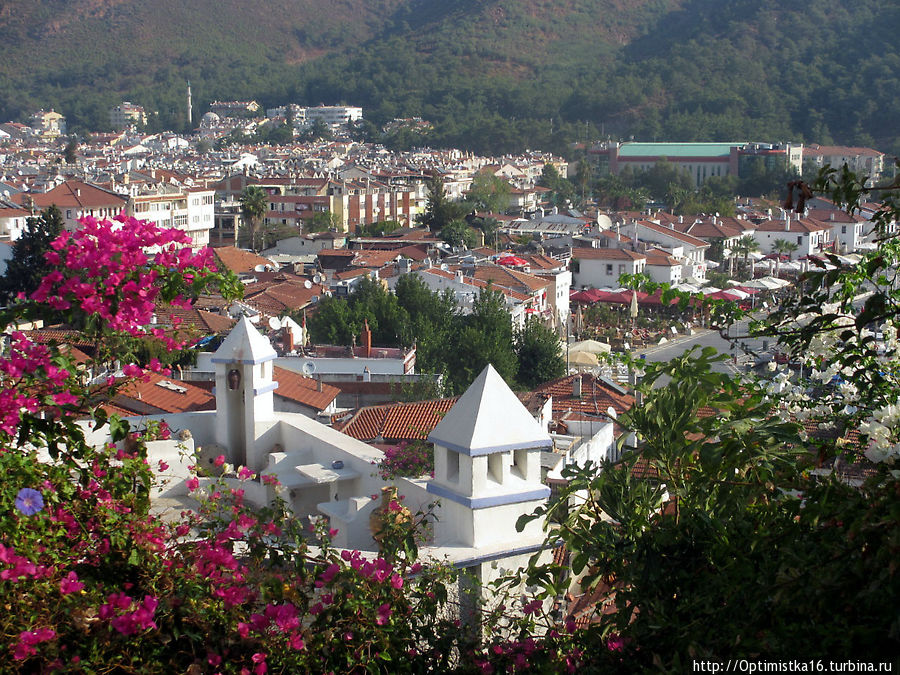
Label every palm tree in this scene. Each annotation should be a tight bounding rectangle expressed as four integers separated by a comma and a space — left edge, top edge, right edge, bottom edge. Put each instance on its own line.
730, 235, 760, 280
239, 185, 268, 252
771, 238, 799, 277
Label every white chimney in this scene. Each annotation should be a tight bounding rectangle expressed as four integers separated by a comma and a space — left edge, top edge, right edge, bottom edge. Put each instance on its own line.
572, 375, 582, 398
784, 214, 791, 231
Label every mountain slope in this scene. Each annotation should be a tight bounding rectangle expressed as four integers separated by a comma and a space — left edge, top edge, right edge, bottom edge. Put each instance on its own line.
1, 0, 898, 154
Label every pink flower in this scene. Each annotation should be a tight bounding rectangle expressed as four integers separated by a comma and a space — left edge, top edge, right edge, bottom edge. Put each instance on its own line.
214, 454, 225, 467
12, 628, 55, 660
186, 477, 200, 491
157, 460, 169, 471
390, 573, 404, 590
376, 602, 392, 625
237, 466, 254, 480
606, 632, 626, 652
59, 571, 85, 595
319, 563, 340, 584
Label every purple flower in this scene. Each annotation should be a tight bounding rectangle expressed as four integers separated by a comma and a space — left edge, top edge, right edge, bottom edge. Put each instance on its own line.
14, 488, 43, 516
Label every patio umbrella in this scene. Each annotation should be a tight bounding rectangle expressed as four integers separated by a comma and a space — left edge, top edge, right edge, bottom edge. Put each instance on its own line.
569, 339, 611, 354
569, 350, 599, 367
497, 255, 529, 266
630, 289, 639, 320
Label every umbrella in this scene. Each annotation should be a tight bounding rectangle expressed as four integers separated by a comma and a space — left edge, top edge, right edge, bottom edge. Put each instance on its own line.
569, 339, 611, 354
630, 288, 639, 320
497, 255, 529, 266
569, 350, 599, 367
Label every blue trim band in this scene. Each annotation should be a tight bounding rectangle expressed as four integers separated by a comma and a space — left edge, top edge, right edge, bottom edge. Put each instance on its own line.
254, 382, 278, 396
449, 543, 548, 569
426, 481, 550, 509
211, 354, 277, 365
426, 436, 553, 456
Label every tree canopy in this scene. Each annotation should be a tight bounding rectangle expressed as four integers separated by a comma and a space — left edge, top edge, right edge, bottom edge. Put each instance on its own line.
0, 206, 64, 304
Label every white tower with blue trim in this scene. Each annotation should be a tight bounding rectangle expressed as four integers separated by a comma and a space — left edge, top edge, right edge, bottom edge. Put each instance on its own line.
427, 364, 551, 548
212, 316, 279, 471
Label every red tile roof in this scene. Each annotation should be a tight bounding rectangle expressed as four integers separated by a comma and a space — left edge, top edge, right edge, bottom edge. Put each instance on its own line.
533, 374, 635, 418
570, 247, 646, 261
25, 180, 127, 210
335, 398, 459, 443
272, 367, 340, 411
115, 372, 215, 415
212, 247, 277, 274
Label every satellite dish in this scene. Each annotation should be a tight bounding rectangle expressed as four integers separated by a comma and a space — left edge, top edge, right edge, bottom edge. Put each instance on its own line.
302, 362, 315, 376
313, 274, 323, 284
268, 316, 281, 330
304, 279, 312, 289
254, 264, 267, 272
607, 406, 617, 419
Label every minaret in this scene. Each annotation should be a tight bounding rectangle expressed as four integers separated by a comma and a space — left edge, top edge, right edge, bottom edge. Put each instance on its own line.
187, 81, 193, 127
426, 364, 551, 548
211, 316, 278, 471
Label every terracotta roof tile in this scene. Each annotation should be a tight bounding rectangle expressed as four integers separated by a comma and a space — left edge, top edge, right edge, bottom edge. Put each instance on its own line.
213, 246, 277, 274
533, 374, 635, 418
272, 367, 339, 411
115, 372, 215, 415
336, 398, 459, 443
571, 247, 646, 261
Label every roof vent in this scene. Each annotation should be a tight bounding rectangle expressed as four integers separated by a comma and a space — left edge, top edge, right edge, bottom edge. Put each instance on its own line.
156, 380, 187, 394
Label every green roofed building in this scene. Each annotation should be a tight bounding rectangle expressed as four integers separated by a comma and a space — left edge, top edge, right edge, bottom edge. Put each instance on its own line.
588, 141, 802, 186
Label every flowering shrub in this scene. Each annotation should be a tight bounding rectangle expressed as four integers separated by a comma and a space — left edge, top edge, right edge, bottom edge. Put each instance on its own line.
377, 440, 434, 480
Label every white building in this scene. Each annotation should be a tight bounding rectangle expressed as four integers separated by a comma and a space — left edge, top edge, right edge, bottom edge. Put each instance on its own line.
84, 319, 552, 610
109, 102, 148, 129
0, 205, 29, 241
129, 183, 215, 248
305, 106, 363, 129
751, 214, 832, 258
570, 248, 647, 289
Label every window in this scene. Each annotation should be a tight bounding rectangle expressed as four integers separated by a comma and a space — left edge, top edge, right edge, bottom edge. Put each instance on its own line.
446, 449, 459, 482
618, 264, 625, 275
488, 453, 503, 483
797, 236, 803, 245
606, 264, 613, 275
841, 225, 847, 234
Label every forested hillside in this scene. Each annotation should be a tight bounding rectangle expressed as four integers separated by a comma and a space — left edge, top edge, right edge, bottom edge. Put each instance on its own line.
2, 0, 898, 155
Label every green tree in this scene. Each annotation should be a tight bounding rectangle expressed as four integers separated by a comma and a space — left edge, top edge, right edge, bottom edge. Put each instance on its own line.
305, 210, 339, 233
239, 185, 268, 253
395, 273, 458, 375
446, 287, 517, 393
306, 294, 356, 345
0, 205, 64, 303
421, 174, 468, 231
63, 137, 78, 164
440, 219, 478, 249
465, 171, 511, 214
538, 163, 574, 208
729, 235, 760, 280
514, 318, 565, 389
574, 158, 593, 206
771, 238, 799, 276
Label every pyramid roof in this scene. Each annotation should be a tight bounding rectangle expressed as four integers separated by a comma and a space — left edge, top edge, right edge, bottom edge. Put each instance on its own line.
428, 364, 552, 456
210, 316, 277, 365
